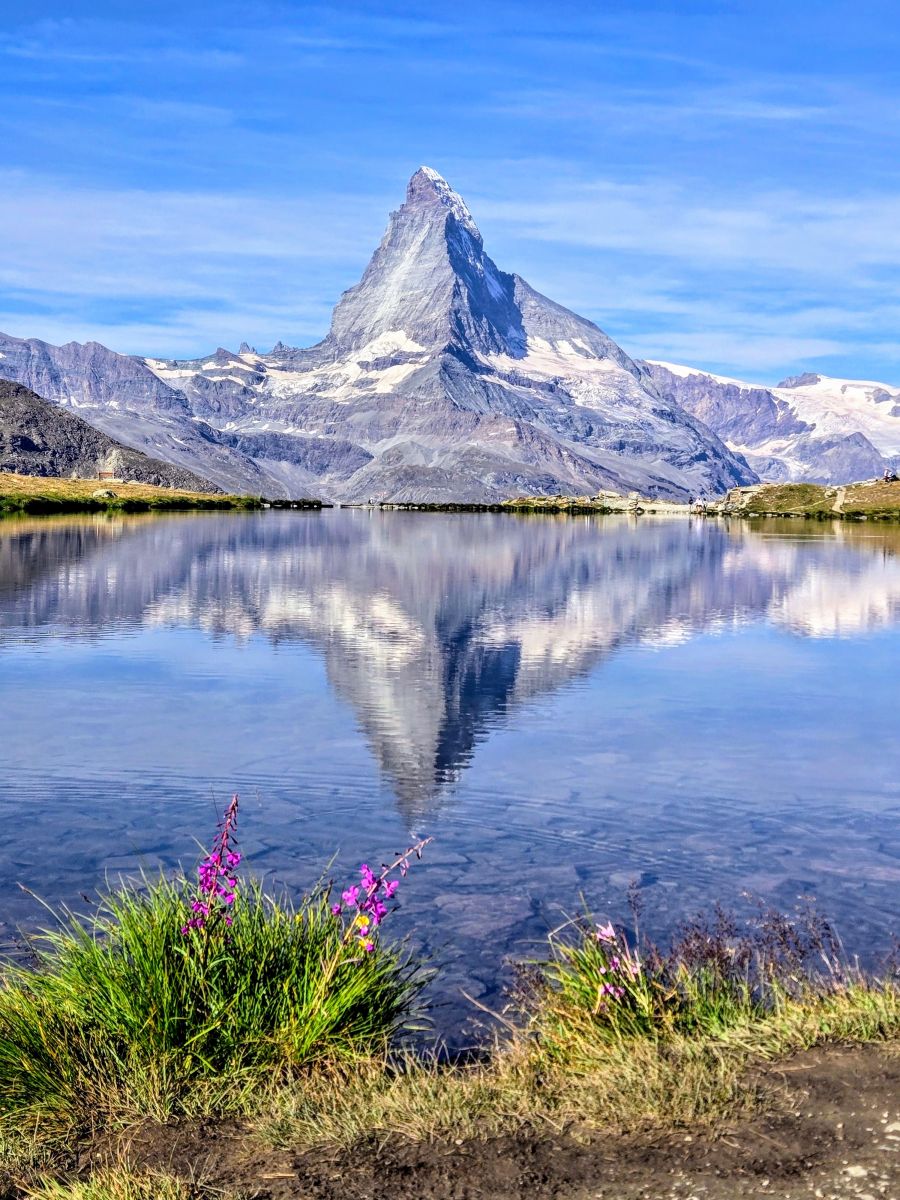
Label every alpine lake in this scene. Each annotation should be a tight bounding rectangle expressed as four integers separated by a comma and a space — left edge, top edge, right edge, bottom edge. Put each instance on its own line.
1, 508, 898, 1042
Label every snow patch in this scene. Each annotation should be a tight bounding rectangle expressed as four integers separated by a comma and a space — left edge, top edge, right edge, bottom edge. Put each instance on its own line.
488, 336, 622, 384
355, 330, 427, 360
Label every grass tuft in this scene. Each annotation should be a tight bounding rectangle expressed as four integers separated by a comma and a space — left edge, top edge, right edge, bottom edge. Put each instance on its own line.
0, 875, 424, 1132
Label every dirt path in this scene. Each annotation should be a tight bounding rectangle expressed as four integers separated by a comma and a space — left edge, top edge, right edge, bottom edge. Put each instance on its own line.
101, 1043, 900, 1200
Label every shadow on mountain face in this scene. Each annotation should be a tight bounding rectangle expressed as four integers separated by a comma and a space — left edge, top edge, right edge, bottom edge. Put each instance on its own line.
2, 511, 899, 826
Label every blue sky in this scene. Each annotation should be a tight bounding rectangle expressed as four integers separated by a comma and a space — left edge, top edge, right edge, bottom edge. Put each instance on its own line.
1, 0, 899, 382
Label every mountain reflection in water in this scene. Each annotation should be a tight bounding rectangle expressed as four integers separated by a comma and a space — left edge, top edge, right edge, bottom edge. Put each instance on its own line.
2, 511, 900, 1033
2, 512, 900, 827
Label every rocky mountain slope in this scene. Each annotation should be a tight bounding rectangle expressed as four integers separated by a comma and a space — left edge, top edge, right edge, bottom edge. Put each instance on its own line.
0, 168, 755, 502
0, 335, 280, 494
643, 361, 900, 484
0, 380, 219, 492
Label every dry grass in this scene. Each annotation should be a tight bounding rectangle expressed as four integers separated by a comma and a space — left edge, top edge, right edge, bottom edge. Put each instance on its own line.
736, 479, 900, 518
256, 981, 900, 1151
737, 483, 838, 514
14, 985, 898, 1200
0, 472, 217, 503
0, 472, 259, 514
504, 478, 900, 520
842, 479, 900, 515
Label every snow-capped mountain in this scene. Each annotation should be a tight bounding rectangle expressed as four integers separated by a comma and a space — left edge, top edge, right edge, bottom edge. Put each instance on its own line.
0, 168, 754, 502
643, 361, 900, 484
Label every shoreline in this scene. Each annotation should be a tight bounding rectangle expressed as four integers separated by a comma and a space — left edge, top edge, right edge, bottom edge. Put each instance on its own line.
376, 478, 900, 521
0, 472, 266, 516
0, 493, 265, 516
3, 473, 899, 522
1, 864, 896, 1198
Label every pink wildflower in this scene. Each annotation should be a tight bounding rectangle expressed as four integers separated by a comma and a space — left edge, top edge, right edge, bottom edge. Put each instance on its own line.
182, 794, 241, 937
331, 837, 432, 957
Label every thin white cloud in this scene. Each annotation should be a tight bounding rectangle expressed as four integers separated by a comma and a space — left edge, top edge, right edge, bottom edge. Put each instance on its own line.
493, 87, 831, 127
0, 17, 244, 68
0, 169, 387, 354
474, 179, 900, 278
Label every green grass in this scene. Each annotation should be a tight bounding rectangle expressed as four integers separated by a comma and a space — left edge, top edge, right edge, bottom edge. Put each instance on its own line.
525, 908, 900, 1074
0, 876, 424, 1134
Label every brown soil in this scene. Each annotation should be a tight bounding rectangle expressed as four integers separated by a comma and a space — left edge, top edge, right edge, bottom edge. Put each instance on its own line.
82, 1042, 900, 1200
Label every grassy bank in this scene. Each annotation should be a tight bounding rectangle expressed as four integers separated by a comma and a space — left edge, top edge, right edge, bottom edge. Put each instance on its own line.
0, 801, 896, 1197
0, 473, 263, 515
725, 478, 900, 519
499, 478, 900, 520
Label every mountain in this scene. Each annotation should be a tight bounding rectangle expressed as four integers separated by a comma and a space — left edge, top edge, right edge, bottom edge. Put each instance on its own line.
0, 167, 755, 502
0, 380, 220, 492
0, 334, 290, 495
643, 361, 900, 484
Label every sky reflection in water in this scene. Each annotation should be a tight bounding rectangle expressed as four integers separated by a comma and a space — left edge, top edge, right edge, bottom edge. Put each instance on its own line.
0, 510, 898, 1037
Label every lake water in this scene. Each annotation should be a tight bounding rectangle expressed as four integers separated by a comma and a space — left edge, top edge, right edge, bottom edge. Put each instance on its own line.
1, 510, 898, 1038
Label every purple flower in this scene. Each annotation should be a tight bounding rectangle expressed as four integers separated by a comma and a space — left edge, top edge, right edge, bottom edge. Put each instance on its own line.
331, 838, 432, 958
182, 794, 241, 938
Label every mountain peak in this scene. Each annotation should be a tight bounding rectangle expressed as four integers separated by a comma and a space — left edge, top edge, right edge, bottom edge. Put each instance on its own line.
405, 165, 479, 237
